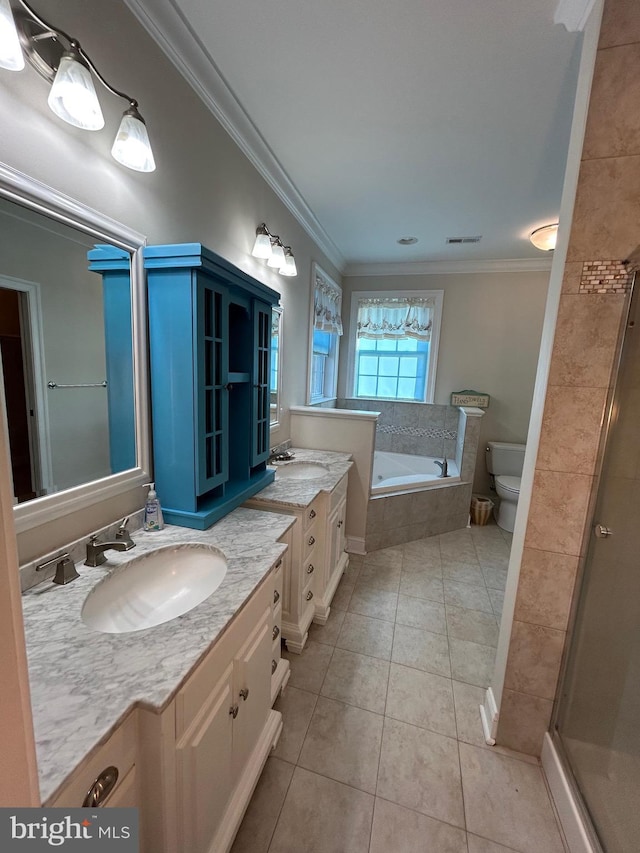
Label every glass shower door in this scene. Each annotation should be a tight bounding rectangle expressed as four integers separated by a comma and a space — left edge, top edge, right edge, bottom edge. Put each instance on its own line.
554, 282, 640, 852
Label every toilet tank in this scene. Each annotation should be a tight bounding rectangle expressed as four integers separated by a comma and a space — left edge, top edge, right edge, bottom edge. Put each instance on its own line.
486, 441, 526, 477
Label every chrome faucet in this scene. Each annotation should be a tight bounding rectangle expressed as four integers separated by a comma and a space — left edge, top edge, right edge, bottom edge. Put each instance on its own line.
85, 530, 135, 567
36, 552, 79, 585
434, 457, 449, 478
268, 449, 295, 463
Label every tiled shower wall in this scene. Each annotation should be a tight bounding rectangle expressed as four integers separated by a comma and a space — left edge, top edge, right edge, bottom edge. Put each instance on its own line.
338, 399, 460, 459
496, 0, 639, 756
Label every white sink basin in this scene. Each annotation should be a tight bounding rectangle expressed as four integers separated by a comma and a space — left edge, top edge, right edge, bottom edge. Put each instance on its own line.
274, 461, 329, 480
81, 544, 228, 634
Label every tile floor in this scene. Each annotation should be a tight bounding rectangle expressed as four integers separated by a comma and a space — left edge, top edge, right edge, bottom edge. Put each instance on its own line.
232, 523, 567, 853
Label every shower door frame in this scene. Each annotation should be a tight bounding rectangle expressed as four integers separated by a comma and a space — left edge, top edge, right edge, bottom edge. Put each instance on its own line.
545, 273, 637, 853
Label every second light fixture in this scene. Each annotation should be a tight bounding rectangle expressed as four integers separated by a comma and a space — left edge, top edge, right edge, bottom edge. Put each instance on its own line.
251, 223, 297, 277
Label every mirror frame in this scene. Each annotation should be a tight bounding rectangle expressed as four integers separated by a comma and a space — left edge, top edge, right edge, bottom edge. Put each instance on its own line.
0, 162, 151, 533
270, 305, 283, 430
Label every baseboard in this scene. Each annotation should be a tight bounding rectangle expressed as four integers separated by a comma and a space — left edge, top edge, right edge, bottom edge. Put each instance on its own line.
541, 734, 598, 853
347, 536, 366, 555
480, 687, 498, 745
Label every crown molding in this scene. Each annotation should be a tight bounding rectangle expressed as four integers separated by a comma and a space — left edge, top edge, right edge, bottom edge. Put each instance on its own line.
344, 257, 554, 277
554, 0, 597, 32
123, 0, 345, 272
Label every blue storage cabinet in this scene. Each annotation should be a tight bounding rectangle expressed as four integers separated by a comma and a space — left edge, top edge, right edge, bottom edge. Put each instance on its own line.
144, 243, 279, 529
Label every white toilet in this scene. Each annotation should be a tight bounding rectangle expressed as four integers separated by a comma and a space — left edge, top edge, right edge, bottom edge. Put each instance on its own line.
485, 441, 526, 532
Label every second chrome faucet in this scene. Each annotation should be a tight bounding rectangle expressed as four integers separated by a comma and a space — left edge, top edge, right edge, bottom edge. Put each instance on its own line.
85, 517, 136, 566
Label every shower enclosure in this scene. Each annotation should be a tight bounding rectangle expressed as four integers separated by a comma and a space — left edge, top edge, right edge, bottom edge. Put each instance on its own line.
551, 280, 639, 852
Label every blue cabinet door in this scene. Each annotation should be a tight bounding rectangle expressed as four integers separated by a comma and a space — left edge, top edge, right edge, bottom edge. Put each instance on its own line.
194, 273, 229, 495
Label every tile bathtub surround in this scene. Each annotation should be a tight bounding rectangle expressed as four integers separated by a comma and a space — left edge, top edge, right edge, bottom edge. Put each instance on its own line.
232, 526, 566, 853
498, 0, 639, 758
21, 508, 295, 802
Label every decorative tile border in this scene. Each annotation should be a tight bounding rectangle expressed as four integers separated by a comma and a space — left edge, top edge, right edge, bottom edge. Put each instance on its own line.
376, 424, 457, 440
579, 260, 634, 294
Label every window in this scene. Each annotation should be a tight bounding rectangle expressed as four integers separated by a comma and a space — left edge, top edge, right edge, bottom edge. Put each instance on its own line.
308, 264, 342, 403
348, 290, 443, 402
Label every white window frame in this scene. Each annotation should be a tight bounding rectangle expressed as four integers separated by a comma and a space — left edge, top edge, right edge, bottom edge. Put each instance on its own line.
307, 263, 341, 405
346, 289, 443, 403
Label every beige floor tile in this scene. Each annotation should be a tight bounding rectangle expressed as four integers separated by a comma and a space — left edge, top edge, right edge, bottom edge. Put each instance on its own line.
392, 623, 451, 678
268, 767, 374, 853
442, 558, 485, 585
356, 561, 402, 591
369, 797, 467, 853
364, 545, 404, 568
401, 555, 443, 577
399, 571, 444, 603
377, 717, 464, 827
283, 640, 333, 693
467, 834, 520, 852
449, 638, 496, 688
298, 696, 383, 794
488, 588, 505, 618
459, 743, 565, 853
402, 536, 441, 560
336, 611, 395, 660
230, 756, 294, 853
452, 681, 488, 747
439, 531, 478, 564
446, 605, 499, 647
444, 579, 493, 614
343, 559, 362, 585
272, 686, 318, 764
308, 607, 346, 646
320, 647, 390, 714
481, 564, 509, 591
348, 583, 398, 622
396, 594, 446, 634
385, 663, 456, 738
331, 581, 353, 611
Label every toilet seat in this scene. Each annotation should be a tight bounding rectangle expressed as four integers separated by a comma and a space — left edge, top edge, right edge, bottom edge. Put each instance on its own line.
495, 474, 521, 495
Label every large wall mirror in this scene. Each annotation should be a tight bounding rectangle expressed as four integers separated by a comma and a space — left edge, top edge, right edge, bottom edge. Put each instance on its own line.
270, 305, 282, 429
0, 163, 150, 533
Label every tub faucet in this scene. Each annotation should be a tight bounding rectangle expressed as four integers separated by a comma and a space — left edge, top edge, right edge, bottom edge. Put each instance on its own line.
434, 457, 449, 478
85, 534, 135, 567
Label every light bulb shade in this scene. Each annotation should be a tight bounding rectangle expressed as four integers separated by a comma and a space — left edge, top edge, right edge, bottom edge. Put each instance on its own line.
0, 0, 24, 71
111, 107, 156, 172
48, 51, 104, 130
251, 228, 272, 259
267, 241, 286, 269
280, 248, 297, 277
530, 223, 558, 252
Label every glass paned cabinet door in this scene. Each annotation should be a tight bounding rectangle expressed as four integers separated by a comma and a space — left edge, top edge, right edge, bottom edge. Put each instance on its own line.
195, 274, 229, 494
252, 301, 271, 467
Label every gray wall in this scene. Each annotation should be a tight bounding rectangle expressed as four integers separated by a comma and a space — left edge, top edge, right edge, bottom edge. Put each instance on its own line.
340, 271, 549, 493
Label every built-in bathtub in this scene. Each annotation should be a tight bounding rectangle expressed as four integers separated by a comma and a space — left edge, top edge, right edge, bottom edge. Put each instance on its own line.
371, 451, 460, 496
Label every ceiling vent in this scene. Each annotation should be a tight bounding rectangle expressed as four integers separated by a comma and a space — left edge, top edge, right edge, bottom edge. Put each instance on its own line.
446, 236, 482, 244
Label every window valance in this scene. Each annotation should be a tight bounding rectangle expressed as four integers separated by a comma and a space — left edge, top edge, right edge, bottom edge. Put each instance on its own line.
356, 296, 435, 341
313, 272, 343, 336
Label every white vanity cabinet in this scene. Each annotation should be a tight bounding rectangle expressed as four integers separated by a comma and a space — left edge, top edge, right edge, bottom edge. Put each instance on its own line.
270, 540, 291, 703
315, 473, 349, 624
170, 573, 282, 853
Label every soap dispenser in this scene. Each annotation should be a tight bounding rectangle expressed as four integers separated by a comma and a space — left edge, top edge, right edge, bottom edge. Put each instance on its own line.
143, 483, 164, 531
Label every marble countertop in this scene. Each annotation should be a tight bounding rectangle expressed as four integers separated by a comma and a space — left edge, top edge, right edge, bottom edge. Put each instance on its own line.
21, 507, 295, 804
252, 448, 353, 508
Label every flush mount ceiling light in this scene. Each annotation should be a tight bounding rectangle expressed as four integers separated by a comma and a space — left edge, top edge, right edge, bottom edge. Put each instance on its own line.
530, 223, 559, 252
0, 0, 155, 172
397, 237, 418, 245
251, 223, 297, 277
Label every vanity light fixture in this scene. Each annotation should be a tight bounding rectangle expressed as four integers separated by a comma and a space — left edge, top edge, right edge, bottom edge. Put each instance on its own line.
0, 0, 156, 172
529, 223, 558, 252
251, 223, 297, 277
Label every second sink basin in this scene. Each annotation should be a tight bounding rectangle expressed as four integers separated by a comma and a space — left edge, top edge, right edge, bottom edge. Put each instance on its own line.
274, 461, 329, 480
81, 544, 228, 634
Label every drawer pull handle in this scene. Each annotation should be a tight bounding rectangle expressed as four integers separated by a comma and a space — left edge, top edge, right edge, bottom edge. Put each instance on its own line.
229, 704, 239, 719
309, 509, 316, 520
272, 625, 280, 641
306, 590, 314, 601
275, 558, 283, 568
306, 564, 315, 574
239, 688, 249, 701
273, 589, 280, 604
308, 535, 315, 547
337, 519, 343, 528
82, 766, 119, 808
272, 659, 277, 674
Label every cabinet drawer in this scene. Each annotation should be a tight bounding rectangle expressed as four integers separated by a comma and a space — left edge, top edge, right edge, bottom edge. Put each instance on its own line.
272, 562, 283, 610
330, 475, 348, 512
303, 501, 320, 531
302, 549, 319, 595
303, 519, 320, 559
48, 711, 137, 807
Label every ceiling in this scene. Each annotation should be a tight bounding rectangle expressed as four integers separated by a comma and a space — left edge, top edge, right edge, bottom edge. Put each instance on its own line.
129, 0, 583, 271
